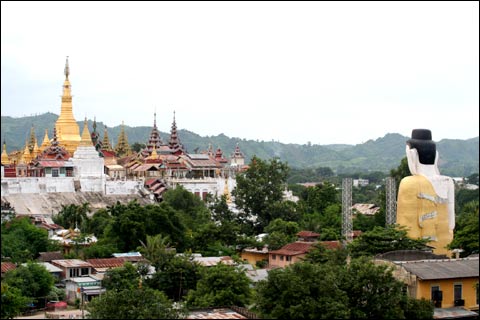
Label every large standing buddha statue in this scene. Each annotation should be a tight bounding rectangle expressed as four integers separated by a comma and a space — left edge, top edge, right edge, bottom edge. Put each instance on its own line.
396, 129, 455, 257
55, 56, 81, 155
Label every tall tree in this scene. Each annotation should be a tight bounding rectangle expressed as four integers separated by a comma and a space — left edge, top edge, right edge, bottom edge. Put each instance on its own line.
145, 254, 202, 301
448, 201, 479, 257
1, 283, 30, 319
390, 157, 410, 191
347, 225, 429, 258
86, 286, 186, 319
3, 262, 55, 308
255, 262, 350, 319
233, 156, 290, 233
339, 257, 406, 319
186, 263, 252, 308
2, 217, 58, 263
101, 262, 141, 291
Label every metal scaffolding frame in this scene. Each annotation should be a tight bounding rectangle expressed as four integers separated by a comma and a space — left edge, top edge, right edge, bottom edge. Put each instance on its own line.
342, 178, 353, 243
385, 177, 397, 225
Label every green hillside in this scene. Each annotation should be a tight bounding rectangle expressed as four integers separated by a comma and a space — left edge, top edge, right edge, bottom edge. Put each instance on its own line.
1, 113, 478, 177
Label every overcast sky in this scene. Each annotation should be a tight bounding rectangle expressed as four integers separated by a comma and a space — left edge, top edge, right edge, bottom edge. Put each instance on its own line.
1, 1, 478, 145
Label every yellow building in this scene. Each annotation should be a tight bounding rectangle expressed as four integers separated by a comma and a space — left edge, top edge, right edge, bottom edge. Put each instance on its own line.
55, 57, 81, 155
240, 247, 269, 266
377, 256, 479, 314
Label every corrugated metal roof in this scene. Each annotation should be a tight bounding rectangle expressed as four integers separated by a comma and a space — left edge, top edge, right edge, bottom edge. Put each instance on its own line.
51, 259, 93, 268
187, 308, 247, 319
86, 258, 125, 269
397, 257, 479, 280
433, 307, 479, 319
193, 256, 236, 267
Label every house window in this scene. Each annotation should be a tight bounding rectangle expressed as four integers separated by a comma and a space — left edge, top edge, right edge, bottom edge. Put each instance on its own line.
454, 284, 462, 301
272, 255, 276, 260
81, 268, 89, 276
280, 255, 284, 261
286, 256, 291, 262
45, 168, 51, 174
52, 168, 59, 177
60, 167, 66, 175
69, 268, 79, 278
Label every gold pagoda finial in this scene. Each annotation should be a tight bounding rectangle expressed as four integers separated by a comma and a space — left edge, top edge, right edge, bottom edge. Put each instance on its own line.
149, 145, 158, 159
1, 140, 10, 165
79, 117, 93, 147
64, 56, 70, 79
21, 140, 32, 164
40, 129, 50, 152
32, 138, 40, 159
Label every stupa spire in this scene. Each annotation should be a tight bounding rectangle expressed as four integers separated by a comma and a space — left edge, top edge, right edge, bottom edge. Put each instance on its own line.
55, 56, 81, 155
79, 117, 93, 146
1, 140, 10, 165
102, 126, 113, 151
40, 129, 50, 152
115, 121, 131, 157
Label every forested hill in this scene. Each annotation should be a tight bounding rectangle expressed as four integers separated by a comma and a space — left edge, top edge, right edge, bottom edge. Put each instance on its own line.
1, 113, 478, 176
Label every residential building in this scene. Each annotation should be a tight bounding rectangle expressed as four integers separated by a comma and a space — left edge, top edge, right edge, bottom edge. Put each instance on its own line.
51, 259, 93, 281
375, 254, 479, 314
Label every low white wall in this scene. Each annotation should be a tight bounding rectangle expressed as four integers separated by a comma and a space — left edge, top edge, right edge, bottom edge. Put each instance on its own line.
105, 180, 144, 195
1, 177, 76, 195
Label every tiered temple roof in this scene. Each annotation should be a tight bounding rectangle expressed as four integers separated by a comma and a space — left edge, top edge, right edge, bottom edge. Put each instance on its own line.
114, 121, 131, 157
167, 111, 184, 155
142, 112, 164, 157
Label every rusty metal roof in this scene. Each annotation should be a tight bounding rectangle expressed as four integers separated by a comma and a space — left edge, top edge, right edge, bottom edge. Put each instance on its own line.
86, 258, 125, 269
187, 308, 247, 319
397, 257, 479, 280
433, 307, 479, 319
51, 259, 93, 268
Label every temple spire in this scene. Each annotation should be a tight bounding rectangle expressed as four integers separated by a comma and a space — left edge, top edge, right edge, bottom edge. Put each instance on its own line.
115, 121, 131, 157
40, 129, 50, 152
102, 126, 113, 151
1, 140, 10, 165
56, 56, 81, 155
64, 56, 70, 79
28, 124, 36, 153
79, 117, 93, 147
168, 110, 184, 155
142, 111, 163, 157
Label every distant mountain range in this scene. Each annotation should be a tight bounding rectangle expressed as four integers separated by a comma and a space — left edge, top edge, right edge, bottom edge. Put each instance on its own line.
1, 113, 478, 177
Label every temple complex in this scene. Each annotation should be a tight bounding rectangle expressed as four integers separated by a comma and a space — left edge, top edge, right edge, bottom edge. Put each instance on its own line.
1, 57, 250, 208
54, 57, 81, 155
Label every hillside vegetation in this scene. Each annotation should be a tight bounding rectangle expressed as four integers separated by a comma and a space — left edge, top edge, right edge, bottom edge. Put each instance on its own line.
1, 113, 478, 176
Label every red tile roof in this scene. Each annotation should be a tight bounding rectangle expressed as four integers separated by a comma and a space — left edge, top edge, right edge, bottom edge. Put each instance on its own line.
269, 241, 316, 256
1, 262, 16, 273
297, 231, 320, 238
319, 241, 342, 250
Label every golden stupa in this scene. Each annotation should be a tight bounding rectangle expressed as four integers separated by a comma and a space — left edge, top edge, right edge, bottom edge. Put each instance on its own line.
55, 57, 81, 155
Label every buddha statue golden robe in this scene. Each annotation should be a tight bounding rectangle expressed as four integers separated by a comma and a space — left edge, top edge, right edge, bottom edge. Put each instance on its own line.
396, 129, 455, 257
